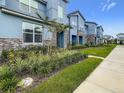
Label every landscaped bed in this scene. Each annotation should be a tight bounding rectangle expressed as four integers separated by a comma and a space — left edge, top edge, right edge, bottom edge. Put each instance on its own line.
0, 44, 116, 93
0, 46, 86, 93
25, 58, 102, 93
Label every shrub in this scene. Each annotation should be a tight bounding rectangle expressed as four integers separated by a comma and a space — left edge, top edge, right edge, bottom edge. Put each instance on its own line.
0, 75, 19, 92
20, 45, 48, 55
8, 49, 16, 64
19, 52, 29, 60
0, 66, 19, 92
1, 49, 9, 63
14, 50, 86, 76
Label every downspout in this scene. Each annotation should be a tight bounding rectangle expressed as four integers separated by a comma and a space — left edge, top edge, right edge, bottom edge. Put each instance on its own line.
68, 16, 71, 46
77, 15, 79, 44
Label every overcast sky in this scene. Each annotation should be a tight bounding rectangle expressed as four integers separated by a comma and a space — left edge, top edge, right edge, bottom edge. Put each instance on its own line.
68, 0, 124, 37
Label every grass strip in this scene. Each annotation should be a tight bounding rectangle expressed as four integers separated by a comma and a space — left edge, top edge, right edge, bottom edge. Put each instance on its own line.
81, 44, 116, 57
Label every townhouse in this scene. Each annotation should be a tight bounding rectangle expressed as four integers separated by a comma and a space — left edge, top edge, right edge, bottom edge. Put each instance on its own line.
103, 35, 114, 44
97, 26, 104, 44
0, 0, 69, 51
0, 0, 104, 50
85, 21, 98, 45
117, 33, 124, 44
68, 11, 87, 46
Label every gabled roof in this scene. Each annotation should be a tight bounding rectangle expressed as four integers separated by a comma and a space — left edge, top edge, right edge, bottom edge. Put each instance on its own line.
97, 26, 104, 32
103, 35, 114, 39
40, 0, 68, 3
63, 0, 69, 3
68, 10, 86, 21
117, 33, 124, 36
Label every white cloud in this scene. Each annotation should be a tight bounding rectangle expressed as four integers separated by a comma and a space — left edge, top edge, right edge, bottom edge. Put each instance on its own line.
102, 3, 107, 11
100, 0, 117, 12
107, 2, 117, 11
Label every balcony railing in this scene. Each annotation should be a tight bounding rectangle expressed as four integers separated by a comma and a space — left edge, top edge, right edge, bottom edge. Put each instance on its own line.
19, 2, 46, 19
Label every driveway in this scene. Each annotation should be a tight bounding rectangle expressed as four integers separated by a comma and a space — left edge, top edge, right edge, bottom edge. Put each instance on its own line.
74, 45, 124, 93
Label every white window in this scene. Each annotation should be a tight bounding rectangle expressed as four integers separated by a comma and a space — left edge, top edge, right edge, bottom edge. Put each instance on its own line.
23, 22, 43, 43
19, 0, 38, 13
23, 22, 33, 43
58, 6, 63, 18
34, 25, 42, 43
71, 17, 77, 26
72, 21, 77, 26
30, 0, 38, 9
20, 0, 29, 5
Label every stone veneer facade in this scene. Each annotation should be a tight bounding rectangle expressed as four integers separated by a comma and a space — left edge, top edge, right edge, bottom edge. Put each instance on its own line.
87, 35, 96, 45
0, 38, 22, 52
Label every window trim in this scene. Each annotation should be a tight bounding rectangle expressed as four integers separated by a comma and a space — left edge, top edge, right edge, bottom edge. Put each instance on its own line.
19, 0, 38, 13
58, 5, 63, 18
22, 22, 43, 45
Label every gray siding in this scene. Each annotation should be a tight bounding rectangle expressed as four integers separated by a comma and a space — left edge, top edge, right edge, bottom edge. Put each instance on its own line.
4, 0, 46, 19
0, 12, 22, 38
97, 27, 103, 38
86, 23, 97, 35
69, 12, 87, 45
0, 12, 47, 39
0, 0, 5, 5
47, 0, 68, 24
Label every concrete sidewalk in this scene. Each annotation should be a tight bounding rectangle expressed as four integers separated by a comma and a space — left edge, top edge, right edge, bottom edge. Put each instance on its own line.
74, 45, 124, 93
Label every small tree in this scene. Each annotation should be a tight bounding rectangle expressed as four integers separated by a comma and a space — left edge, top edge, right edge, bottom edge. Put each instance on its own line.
37, 13, 71, 54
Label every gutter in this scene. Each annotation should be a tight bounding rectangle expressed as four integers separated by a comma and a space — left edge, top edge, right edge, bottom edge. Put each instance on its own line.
77, 15, 79, 44
68, 16, 71, 45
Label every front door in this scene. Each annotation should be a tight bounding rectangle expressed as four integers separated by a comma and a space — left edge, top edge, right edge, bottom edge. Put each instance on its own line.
57, 32, 64, 48
72, 35, 77, 46
120, 41, 123, 44
95, 37, 97, 45
79, 36, 83, 45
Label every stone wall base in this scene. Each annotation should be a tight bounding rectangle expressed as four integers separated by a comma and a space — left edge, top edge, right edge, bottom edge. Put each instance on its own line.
87, 35, 96, 45
0, 38, 22, 52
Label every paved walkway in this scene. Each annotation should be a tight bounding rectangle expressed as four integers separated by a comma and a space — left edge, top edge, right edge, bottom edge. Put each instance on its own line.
74, 45, 124, 93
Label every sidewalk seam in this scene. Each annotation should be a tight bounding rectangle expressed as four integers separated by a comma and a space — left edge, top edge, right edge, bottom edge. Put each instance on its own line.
86, 80, 116, 93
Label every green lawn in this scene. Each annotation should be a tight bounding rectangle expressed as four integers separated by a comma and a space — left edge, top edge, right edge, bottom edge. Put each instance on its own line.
25, 58, 102, 93
81, 44, 116, 57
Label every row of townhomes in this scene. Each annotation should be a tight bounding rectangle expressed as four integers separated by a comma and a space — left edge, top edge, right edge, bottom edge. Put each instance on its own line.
117, 33, 124, 44
0, 0, 104, 51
